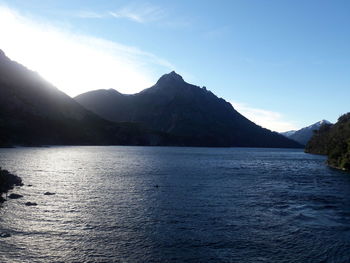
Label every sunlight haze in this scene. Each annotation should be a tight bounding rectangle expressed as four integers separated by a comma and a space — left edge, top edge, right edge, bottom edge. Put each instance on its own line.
0, 0, 349, 132
0, 6, 173, 97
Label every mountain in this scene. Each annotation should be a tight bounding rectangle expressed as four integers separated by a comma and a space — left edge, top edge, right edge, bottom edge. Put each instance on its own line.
75, 71, 302, 148
281, 120, 332, 146
305, 113, 350, 171
280, 130, 296, 137
0, 49, 173, 146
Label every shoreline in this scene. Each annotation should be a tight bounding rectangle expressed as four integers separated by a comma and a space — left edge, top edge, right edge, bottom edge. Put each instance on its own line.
327, 163, 350, 172
0, 167, 23, 203
1, 144, 304, 149
305, 151, 349, 172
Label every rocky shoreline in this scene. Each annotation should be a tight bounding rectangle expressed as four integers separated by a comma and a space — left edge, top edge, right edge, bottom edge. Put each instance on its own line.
0, 167, 23, 203
327, 163, 349, 172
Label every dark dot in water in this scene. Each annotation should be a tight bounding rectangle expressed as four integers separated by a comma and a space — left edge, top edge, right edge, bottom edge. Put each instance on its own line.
25, 202, 37, 206
0, 233, 11, 238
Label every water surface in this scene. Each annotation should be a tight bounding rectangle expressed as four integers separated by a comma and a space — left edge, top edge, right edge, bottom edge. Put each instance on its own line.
1, 147, 350, 262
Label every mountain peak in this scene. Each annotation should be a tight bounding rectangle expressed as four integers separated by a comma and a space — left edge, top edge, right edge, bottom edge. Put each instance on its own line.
308, 119, 331, 129
319, 119, 331, 125
0, 49, 6, 58
156, 71, 184, 84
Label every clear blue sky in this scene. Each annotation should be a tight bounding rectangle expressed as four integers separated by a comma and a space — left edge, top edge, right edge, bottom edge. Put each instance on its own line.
0, 0, 349, 131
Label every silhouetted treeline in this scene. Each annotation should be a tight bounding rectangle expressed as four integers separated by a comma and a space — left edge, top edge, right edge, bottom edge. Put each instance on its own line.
305, 113, 350, 170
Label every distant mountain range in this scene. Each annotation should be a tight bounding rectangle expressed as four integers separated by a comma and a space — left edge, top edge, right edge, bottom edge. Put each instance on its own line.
305, 113, 350, 171
281, 120, 332, 146
75, 71, 301, 148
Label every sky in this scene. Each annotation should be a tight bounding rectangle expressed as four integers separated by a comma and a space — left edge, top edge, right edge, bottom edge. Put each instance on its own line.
0, 0, 349, 132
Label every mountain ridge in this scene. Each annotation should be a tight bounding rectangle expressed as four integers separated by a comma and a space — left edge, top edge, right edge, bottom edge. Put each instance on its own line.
0, 49, 303, 148
75, 72, 302, 148
0, 49, 175, 146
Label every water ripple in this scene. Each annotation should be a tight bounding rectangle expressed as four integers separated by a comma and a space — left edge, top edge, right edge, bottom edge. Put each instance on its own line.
0, 147, 350, 262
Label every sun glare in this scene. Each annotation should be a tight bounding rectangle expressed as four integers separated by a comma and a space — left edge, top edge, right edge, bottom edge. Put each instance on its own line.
0, 6, 169, 97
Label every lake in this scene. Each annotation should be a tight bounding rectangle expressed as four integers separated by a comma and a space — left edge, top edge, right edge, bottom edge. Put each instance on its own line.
1, 146, 350, 263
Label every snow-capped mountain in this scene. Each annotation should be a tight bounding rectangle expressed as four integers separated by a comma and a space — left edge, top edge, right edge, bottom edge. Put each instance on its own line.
281, 120, 332, 146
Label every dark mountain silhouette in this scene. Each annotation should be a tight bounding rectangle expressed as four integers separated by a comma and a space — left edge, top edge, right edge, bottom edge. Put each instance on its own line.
281, 120, 332, 146
0, 49, 173, 146
75, 71, 302, 148
305, 113, 350, 170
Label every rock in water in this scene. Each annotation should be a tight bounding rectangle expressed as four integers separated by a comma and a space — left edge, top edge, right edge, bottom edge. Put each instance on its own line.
8, 193, 23, 199
0, 167, 23, 203
25, 202, 37, 206
0, 233, 11, 238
